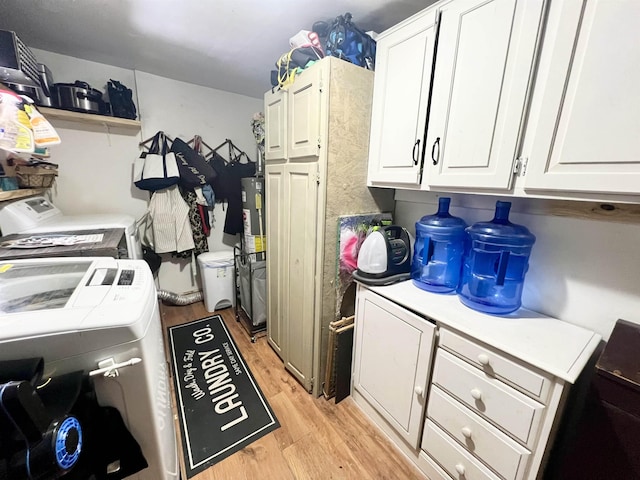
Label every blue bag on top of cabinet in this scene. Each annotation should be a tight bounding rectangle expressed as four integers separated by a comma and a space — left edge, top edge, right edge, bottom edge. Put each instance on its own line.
323, 13, 376, 70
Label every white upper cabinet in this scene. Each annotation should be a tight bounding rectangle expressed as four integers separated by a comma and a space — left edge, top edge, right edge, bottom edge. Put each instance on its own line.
367, 9, 438, 186
366, 0, 640, 199
264, 88, 287, 162
523, 0, 640, 195
287, 66, 322, 159
424, 0, 544, 190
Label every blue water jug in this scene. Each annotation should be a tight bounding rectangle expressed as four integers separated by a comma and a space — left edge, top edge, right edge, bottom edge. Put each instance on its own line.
457, 201, 536, 314
412, 197, 468, 293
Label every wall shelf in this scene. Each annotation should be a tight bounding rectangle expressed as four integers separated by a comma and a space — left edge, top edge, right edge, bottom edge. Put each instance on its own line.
0, 188, 46, 202
39, 107, 141, 132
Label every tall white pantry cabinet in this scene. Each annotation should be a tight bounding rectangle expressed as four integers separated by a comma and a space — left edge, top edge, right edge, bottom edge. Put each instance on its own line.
263, 57, 394, 394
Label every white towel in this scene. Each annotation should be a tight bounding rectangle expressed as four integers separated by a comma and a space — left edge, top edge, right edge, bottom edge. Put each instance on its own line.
148, 185, 195, 253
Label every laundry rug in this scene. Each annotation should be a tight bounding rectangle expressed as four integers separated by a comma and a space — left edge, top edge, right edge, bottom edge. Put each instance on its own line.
168, 315, 279, 478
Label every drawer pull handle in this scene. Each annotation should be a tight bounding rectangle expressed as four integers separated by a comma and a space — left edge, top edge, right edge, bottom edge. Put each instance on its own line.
477, 353, 490, 366
455, 463, 466, 476
470, 388, 483, 401
414, 386, 424, 397
461, 426, 473, 439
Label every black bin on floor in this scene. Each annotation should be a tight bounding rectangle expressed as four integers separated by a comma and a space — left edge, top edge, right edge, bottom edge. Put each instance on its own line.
551, 319, 640, 479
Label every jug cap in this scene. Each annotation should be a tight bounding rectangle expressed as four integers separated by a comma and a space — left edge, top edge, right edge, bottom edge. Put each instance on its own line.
467, 201, 536, 246
416, 197, 467, 236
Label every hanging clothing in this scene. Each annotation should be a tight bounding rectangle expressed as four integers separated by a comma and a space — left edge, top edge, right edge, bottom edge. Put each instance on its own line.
194, 186, 208, 206
178, 189, 209, 257
148, 185, 195, 254
202, 184, 216, 207
224, 160, 256, 234
199, 204, 211, 236
210, 152, 256, 235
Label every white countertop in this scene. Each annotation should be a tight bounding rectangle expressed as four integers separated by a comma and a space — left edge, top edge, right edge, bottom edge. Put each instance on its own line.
363, 281, 601, 384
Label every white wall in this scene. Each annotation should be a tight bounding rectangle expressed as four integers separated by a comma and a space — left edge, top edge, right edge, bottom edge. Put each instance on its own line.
135, 71, 262, 293
394, 191, 640, 341
32, 49, 147, 219
29, 50, 263, 294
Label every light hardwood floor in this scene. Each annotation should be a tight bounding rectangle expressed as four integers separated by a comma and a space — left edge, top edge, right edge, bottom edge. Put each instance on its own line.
160, 301, 425, 480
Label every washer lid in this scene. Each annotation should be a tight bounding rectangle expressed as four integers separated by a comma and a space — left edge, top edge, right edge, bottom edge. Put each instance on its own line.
25, 213, 136, 234
0, 258, 154, 337
0, 196, 61, 234
0, 258, 157, 366
0, 259, 92, 314
0, 196, 136, 236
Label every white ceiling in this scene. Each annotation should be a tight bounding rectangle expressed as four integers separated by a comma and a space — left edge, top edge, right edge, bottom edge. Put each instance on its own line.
0, 0, 430, 99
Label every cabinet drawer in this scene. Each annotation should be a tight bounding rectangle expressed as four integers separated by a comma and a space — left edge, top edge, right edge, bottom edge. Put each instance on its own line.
440, 328, 551, 402
418, 450, 453, 480
427, 386, 530, 480
433, 349, 545, 447
422, 420, 501, 480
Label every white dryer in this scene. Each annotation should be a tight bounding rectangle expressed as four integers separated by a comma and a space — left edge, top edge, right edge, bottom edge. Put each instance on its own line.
0, 257, 178, 480
0, 196, 143, 259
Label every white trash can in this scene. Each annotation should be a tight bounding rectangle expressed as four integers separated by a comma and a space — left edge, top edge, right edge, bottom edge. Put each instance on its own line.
197, 251, 235, 312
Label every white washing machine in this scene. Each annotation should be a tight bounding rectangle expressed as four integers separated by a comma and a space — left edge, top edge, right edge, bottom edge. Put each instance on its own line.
0, 257, 178, 480
0, 196, 143, 259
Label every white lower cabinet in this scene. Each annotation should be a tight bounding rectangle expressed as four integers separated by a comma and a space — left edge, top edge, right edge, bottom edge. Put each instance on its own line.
427, 386, 530, 480
431, 350, 545, 448
423, 342, 554, 480
422, 420, 501, 480
352, 286, 436, 449
352, 284, 601, 480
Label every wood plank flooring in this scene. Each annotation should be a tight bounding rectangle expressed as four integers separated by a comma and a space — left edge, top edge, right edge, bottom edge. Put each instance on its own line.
160, 301, 425, 479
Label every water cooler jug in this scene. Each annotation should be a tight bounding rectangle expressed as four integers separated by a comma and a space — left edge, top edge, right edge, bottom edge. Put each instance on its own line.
457, 201, 535, 314
412, 197, 467, 293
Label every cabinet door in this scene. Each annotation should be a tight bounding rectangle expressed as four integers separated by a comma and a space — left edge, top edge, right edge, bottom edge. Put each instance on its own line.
524, 1, 640, 195
367, 10, 438, 186
283, 162, 319, 391
353, 287, 436, 449
425, 0, 544, 190
265, 163, 285, 358
264, 89, 287, 161
288, 66, 322, 159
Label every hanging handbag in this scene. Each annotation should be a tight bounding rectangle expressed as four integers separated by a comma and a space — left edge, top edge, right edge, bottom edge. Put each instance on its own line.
171, 137, 217, 190
133, 131, 180, 191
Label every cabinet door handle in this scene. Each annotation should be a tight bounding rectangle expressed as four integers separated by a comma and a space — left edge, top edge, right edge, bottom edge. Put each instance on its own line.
412, 139, 421, 165
414, 385, 424, 397
431, 137, 441, 165
477, 353, 490, 366
455, 463, 466, 476
461, 426, 473, 439
470, 388, 483, 401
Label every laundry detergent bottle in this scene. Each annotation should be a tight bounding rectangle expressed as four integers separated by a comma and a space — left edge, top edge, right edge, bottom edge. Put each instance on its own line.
412, 197, 467, 293
457, 201, 536, 314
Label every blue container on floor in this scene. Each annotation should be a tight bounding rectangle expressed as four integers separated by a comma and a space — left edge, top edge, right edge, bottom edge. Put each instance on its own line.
412, 197, 467, 293
457, 201, 536, 315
